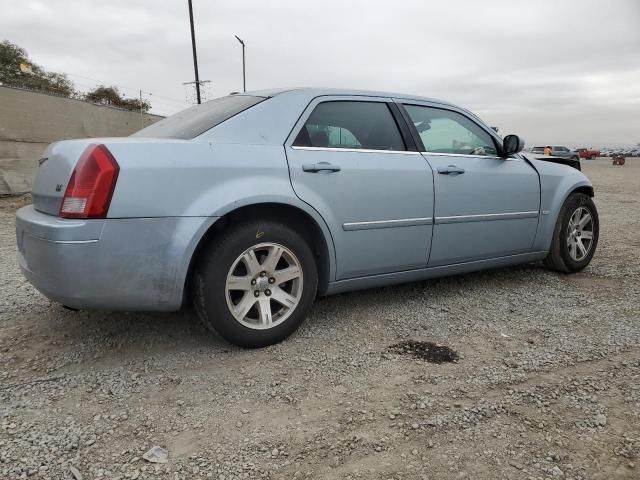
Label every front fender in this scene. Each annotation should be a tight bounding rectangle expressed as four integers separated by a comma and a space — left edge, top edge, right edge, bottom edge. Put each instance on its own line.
530, 159, 594, 252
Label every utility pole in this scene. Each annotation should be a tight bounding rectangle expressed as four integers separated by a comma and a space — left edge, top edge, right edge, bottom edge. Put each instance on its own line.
234, 35, 246, 92
187, 0, 201, 104
139, 89, 144, 128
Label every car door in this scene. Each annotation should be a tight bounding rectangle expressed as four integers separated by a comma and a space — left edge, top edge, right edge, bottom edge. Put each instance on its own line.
400, 102, 540, 266
285, 97, 434, 280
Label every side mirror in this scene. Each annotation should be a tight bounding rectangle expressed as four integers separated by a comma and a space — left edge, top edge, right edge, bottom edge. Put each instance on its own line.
503, 134, 525, 155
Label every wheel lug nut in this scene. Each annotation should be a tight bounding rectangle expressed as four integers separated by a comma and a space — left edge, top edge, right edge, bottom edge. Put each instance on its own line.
260, 271, 266, 277
254, 290, 260, 297
265, 289, 271, 296
268, 277, 275, 284
251, 279, 256, 285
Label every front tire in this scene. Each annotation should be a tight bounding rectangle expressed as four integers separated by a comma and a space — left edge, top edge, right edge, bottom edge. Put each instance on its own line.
544, 193, 599, 273
193, 219, 318, 348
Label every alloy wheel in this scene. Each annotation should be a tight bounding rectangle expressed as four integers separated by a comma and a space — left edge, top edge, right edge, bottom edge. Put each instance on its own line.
566, 206, 594, 261
225, 242, 303, 329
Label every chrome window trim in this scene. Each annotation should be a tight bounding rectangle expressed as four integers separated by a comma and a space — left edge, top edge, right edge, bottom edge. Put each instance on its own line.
420, 151, 506, 160
435, 211, 539, 224
343, 217, 433, 231
291, 146, 421, 155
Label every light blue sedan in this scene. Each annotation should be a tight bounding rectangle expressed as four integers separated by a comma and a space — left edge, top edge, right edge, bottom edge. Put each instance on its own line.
16, 88, 599, 347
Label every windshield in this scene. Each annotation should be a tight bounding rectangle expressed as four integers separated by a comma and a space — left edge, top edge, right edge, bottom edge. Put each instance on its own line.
132, 95, 266, 140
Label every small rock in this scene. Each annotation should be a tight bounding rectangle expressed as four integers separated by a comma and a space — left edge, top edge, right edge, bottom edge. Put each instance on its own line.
552, 466, 564, 477
594, 413, 607, 426
411, 423, 419, 430
271, 448, 279, 457
69, 466, 83, 480
143, 446, 169, 464
508, 460, 524, 470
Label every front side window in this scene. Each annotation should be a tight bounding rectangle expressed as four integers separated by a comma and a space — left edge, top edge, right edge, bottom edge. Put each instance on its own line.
404, 105, 498, 156
293, 101, 406, 151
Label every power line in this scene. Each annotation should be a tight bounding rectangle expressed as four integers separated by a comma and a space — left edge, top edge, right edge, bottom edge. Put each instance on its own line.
29, 64, 191, 107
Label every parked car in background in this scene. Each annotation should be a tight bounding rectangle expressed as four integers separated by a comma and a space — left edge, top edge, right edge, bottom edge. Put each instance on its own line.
531, 146, 580, 161
577, 148, 600, 159
16, 88, 599, 347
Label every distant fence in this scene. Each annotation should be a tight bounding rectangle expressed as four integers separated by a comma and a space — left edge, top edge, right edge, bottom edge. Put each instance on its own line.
0, 86, 163, 194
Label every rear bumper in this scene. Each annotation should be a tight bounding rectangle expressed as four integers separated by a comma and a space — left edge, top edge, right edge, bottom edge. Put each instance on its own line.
16, 205, 215, 311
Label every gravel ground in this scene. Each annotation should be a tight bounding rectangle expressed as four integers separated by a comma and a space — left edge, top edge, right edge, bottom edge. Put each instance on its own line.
1, 158, 639, 480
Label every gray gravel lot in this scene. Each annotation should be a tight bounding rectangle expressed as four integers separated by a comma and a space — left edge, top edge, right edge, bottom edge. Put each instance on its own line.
1, 158, 639, 480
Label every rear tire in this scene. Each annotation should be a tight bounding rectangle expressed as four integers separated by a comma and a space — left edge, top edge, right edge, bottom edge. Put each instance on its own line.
543, 193, 599, 273
193, 219, 318, 348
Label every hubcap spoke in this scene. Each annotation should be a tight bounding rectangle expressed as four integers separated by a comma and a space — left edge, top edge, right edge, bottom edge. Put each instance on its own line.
576, 239, 587, 257
570, 210, 581, 227
270, 286, 297, 308
274, 266, 301, 284
258, 298, 273, 326
242, 250, 262, 277
227, 275, 251, 291
233, 293, 256, 319
580, 231, 593, 240
577, 212, 592, 230
262, 245, 284, 273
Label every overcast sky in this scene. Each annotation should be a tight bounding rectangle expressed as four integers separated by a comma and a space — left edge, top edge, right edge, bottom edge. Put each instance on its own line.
3, 0, 639, 146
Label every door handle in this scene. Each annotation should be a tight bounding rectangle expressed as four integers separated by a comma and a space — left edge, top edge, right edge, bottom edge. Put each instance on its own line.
302, 162, 341, 173
437, 165, 465, 175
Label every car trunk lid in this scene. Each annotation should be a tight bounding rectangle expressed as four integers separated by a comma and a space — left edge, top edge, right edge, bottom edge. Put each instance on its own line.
32, 140, 94, 216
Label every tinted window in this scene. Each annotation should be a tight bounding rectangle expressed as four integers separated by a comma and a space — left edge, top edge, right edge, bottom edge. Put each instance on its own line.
131, 95, 265, 140
404, 105, 498, 156
293, 101, 406, 151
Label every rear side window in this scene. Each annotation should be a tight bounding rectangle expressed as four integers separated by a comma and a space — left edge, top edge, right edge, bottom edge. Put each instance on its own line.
293, 101, 406, 151
404, 105, 498, 156
131, 95, 265, 140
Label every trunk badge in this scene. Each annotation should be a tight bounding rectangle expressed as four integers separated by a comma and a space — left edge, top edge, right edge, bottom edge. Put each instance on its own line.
55, 184, 63, 192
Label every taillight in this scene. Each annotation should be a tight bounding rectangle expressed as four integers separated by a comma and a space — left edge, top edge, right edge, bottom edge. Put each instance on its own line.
60, 144, 119, 219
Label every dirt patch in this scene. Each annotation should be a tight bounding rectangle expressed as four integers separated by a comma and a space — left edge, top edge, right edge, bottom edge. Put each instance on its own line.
388, 340, 459, 363
0, 193, 32, 212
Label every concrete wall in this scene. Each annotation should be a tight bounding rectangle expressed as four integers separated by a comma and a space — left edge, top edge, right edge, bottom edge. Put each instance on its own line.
0, 86, 163, 194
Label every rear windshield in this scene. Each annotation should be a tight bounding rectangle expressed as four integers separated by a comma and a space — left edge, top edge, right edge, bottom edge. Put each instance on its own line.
132, 95, 265, 139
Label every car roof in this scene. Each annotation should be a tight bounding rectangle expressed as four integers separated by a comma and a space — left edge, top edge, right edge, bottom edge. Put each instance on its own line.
235, 87, 460, 109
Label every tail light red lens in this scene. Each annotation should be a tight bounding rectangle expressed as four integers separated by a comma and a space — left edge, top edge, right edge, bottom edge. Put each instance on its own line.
60, 144, 119, 219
